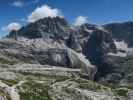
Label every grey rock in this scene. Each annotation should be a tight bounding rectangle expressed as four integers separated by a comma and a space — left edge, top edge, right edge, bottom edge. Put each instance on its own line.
0, 96, 5, 100
33, 48, 96, 79
49, 79, 119, 100
66, 33, 82, 52
8, 17, 73, 40
104, 21, 133, 47
0, 72, 18, 80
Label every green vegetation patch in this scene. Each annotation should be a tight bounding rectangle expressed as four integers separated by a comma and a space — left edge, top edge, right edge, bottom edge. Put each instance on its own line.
21, 71, 71, 82
18, 80, 52, 100
70, 78, 109, 92
2, 79, 18, 86
114, 88, 128, 97
0, 57, 18, 65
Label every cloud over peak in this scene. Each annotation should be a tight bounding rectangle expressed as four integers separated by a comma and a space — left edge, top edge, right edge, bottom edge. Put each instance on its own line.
28, 5, 62, 22
1, 22, 22, 32
74, 16, 88, 26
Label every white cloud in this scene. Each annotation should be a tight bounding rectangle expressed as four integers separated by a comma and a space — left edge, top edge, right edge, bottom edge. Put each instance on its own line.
28, 5, 62, 22
12, 1, 24, 7
1, 22, 22, 32
74, 16, 88, 26
11, 0, 39, 8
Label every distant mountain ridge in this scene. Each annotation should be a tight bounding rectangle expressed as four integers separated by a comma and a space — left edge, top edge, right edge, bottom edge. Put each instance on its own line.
104, 21, 133, 47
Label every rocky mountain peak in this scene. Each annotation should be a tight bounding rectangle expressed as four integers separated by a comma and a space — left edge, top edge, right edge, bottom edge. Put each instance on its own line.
8, 17, 73, 39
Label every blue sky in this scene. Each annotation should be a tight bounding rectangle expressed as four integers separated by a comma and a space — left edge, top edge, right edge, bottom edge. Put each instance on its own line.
1, 0, 133, 37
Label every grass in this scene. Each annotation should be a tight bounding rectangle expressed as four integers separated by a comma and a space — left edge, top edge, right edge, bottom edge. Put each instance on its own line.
114, 88, 128, 97
18, 80, 53, 100
21, 71, 72, 82
0, 57, 18, 65
2, 79, 18, 86
70, 78, 109, 92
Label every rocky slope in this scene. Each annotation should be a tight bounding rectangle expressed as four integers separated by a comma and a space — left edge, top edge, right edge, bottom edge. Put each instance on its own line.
104, 21, 133, 47
0, 17, 133, 100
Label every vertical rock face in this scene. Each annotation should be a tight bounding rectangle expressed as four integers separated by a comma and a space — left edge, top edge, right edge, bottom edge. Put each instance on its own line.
78, 23, 98, 37
77, 23, 99, 47
85, 29, 116, 63
84, 29, 116, 78
66, 33, 82, 52
8, 30, 18, 40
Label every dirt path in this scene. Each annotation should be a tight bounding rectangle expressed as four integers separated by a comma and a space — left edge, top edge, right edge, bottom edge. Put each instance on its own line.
0, 80, 27, 100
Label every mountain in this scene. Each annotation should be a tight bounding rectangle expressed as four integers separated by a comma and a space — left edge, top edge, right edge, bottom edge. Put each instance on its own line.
0, 17, 133, 100
104, 21, 133, 47
8, 17, 133, 82
8, 17, 73, 39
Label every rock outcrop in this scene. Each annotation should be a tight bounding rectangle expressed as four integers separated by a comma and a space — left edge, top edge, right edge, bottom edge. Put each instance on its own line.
0, 38, 96, 80
66, 33, 82, 52
104, 21, 133, 47
85, 29, 116, 62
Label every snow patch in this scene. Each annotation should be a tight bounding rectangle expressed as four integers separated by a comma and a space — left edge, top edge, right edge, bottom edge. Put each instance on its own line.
109, 40, 133, 57
108, 52, 127, 57
114, 40, 133, 52
84, 26, 93, 33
